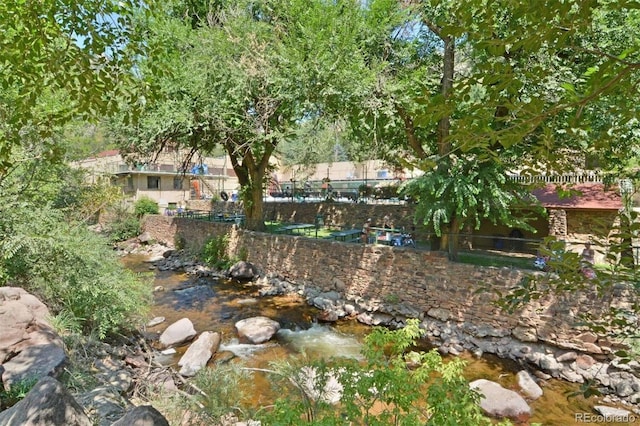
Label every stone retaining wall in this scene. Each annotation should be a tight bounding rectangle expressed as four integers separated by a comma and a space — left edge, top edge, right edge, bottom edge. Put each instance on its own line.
143, 215, 635, 354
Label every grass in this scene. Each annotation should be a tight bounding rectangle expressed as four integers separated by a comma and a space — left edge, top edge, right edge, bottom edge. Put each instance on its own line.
457, 250, 536, 270
264, 221, 341, 239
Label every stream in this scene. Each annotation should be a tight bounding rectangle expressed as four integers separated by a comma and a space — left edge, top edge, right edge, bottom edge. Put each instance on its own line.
123, 255, 629, 426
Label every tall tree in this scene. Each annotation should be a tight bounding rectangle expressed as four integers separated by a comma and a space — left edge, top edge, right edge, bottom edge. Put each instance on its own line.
343, 0, 640, 257
111, 0, 399, 230
0, 0, 157, 179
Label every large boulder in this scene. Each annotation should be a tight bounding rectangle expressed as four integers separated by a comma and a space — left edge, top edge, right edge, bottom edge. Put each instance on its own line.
111, 405, 169, 426
470, 379, 531, 421
0, 287, 66, 387
2, 343, 67, 389
0, 376, 92, 426
235, 316, 281, 344
228, 261, 259, 280
178, 331, 221, 377
158, 318, 197, 349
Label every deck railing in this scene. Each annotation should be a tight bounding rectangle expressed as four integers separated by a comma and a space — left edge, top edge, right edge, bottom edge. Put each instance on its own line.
506, 172, 603, 184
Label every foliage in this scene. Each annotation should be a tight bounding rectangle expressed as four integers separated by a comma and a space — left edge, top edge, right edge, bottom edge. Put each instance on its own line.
202, 235, 232, 270
402, 158, 541, 258
192, 365, 255, 422
108, 0, 401, 231
0, 203, 152, 339
0, 377, 38, 410
106, 215, 141, 243
0, 146, 152, 339
134, 196, 160, 217
0, 0, 159, 177
258, 319, 502, 425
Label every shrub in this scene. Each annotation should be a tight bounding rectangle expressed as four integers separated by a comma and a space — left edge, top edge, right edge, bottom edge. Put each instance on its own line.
202, 235, 232, 269
134, 196, 159, 217
0, 205, 153, 339
258, 319, 506, 425
106, 215, 141, 243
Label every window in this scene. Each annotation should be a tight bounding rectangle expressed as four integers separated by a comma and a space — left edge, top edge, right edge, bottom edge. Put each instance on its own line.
147, 176, 160, 189
173, 177, 183, 190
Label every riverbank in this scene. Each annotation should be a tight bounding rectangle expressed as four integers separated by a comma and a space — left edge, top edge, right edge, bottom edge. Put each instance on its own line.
125, 240, 638, 422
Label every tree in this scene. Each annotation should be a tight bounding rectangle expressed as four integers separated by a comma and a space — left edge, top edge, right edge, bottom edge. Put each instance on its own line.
0, 148, 152, 338
339, 1, 640, 257
0, 0, 159, 180
110, 0, 399, 230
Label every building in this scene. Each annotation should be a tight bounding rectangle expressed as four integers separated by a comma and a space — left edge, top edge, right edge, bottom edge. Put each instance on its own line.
72, 149, 240, 211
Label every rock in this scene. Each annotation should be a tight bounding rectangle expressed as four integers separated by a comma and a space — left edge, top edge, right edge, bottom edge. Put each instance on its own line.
158, 318, 197, 349
228, 261, 259, 280
427, 308, 450, 321
77, 386, 128, 425
470, 379, 531, 420
556, 351, 578, 362
517, 370, 543, 400
512, 326, 538, 342
0, 287, 63, 365
0, 376, 92, 426
2, 343, 67, 388
538, 353, 564, 377
582, 342, 603, 354
178, 331, 221, 377
317, 310, 340, 322
112, 405, 170, 426
576, 354, 597, 369
147, 317, 166, 327
593, 405, 635, 422
138, 232, 153, 244
146, 370, 178, 392
235, 316, 281, 344
576, 332, 598, 344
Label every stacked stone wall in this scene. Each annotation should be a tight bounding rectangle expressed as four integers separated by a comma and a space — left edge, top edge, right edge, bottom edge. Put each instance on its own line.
143, 215, 635, 352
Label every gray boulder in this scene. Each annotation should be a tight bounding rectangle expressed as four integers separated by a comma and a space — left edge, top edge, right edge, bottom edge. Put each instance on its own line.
178, 331, 221, 377
0, 376, 92, 426
516, 370, 543, 400
158, 318, 197, 349
228, 261, 259, 280
470, 379, 531, 420
2, 343, 67, 389
235, 316, 281, 344
112, 405, 169, 426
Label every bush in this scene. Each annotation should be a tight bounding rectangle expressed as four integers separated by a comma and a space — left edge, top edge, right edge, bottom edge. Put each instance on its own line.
107, 215, 141, 243
202, 235, 232, 269
134, 196, 159, 217
0, 205, 153, 339
258, 319, 506, 425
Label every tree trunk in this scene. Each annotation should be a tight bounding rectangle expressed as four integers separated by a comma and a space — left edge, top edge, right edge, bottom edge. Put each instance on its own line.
243, 181, 265, 232
437, 34, 455, 253
448, 215, 460, 261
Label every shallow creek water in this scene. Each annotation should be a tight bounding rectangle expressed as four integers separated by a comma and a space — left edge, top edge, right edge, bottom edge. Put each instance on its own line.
123, 255, 632, 426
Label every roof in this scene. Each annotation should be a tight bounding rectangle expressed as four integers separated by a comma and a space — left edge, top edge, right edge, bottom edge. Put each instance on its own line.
532, 183, 623, 210
96, 149, 120, 158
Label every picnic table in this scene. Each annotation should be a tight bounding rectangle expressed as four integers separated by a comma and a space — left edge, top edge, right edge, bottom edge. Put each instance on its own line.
276, 223, 316, 236
328, 229, 361, 242
212, 213, 245, 223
